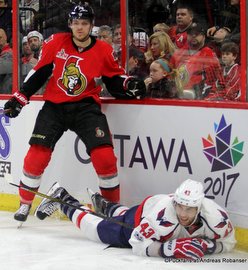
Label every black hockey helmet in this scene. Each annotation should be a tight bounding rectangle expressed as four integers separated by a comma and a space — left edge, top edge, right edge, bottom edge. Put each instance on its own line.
68, 2, 94, 23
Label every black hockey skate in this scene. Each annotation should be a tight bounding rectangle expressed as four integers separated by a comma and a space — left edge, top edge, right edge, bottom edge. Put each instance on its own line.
87, 188, 115, 217
35, 182, 68, 220
14, 203, 31, 223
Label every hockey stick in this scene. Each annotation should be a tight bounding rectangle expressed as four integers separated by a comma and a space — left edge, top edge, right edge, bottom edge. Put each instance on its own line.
8, 181, 134, 229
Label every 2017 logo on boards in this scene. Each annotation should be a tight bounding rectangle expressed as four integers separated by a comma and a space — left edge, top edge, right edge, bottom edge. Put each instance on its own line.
202, 115, 244, 172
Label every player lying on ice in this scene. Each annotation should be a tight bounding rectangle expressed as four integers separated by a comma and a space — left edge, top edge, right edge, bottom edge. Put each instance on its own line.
35, 179, 236, 260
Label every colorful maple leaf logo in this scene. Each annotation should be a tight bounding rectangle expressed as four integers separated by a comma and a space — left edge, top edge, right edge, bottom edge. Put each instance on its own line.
202, 115, 244, 172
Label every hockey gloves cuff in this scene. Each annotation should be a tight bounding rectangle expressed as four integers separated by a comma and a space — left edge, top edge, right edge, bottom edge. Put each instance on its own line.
123, 77, 146, 99
4, 91, 29, 118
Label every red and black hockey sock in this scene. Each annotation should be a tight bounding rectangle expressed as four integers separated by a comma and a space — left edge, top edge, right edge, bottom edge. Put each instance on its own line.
19, 144, 52, 205
90, 145, 120, 203
100, 187, 120, 204
19, 181, 39, 205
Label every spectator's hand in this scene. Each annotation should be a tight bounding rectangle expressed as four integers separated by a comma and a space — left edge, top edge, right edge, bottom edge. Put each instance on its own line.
207, 26, 217, 37
124, 77, 146, 99
144, 77, 152, 87
4, 92, 29, 118
161, 238, 206, 260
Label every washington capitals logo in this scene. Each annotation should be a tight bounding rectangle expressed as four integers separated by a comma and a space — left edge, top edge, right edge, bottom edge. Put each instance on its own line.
156, 208, 174, 227
58, 56, 87, 96
215, 209, 228, 228
202, 115, 244, 172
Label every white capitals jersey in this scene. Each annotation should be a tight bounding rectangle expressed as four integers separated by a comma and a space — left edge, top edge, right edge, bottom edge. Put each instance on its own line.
129, 194, 236, 256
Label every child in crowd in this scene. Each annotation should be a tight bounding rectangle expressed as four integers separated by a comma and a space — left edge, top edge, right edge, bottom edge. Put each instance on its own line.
221, 42, 240, 100
144, 58, 177, 98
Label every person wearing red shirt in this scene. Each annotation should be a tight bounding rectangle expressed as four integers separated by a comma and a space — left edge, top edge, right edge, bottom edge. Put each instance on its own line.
221, 41, 240, 101
4, 2, 146, 225
168, 5, 193, 49
170, 23, 226, 100
0, 27, 12, 93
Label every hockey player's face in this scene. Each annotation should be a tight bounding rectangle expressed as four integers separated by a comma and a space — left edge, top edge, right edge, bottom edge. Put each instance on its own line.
175, 203, 198, 226
70, 19, 92, 42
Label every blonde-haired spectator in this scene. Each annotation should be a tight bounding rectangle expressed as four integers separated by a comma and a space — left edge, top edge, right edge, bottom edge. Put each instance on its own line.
144, 31, 175, 67
153, 23, 170, 34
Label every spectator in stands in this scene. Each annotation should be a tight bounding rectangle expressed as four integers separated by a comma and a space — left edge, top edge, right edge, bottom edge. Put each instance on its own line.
168, 5, 194, 49
144, 58, 177, 99
98, 25, 113, 46
21, 35, 37, 81
221, 42, 240, 101
128, 46, 146, 80
170, 23, 225, 100
27, 30, 43, 59
153, 23, 170, 34
26, 30, 45, 94
112, 24, 129, 63
0, 28, 12, 94
207, 0, 240, 44
112, 24, 144, 66
112, 24, 124, 56
144, 32, 175, 68
207, 27, 232, 58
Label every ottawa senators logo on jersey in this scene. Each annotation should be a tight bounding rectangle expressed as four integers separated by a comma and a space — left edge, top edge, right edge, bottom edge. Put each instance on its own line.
57, 56, 87, 96
174, 64, 189, 94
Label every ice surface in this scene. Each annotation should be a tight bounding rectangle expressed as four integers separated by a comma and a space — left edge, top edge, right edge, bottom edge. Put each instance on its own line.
0, 211, 247, 270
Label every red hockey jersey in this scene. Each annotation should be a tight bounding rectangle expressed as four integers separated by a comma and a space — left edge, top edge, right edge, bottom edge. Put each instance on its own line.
168, 26, 189, 49
170, 46, 226, 99
23, 33, 126, 104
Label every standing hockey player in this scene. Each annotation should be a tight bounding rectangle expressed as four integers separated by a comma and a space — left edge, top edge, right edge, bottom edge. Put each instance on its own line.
4, 3, 146, 224
35, 179, 236, 260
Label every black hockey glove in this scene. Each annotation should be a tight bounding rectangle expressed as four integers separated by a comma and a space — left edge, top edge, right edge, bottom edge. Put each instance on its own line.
4, 92, 29, 118
123, 77, 146, 99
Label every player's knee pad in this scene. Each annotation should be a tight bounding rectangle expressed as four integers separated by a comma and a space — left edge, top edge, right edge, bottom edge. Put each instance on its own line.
23, 144, 52, 176
90, 145, 117, 176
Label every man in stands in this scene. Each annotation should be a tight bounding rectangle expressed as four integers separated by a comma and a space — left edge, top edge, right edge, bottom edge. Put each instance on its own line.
0, 28, 12, 93
168, 5, 193, 49
35, 179, 236, 260
21, 36, 38, 81
170, 23, 226, 100
4, 2, 145, 225
27, 30, 43, 59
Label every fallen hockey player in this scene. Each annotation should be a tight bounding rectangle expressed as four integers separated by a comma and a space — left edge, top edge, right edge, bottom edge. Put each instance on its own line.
35, 179, 236, 260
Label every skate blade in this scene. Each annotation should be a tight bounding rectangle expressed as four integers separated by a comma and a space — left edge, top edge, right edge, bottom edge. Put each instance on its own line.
17, 221, 24, 229
86, 188, 95, 200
